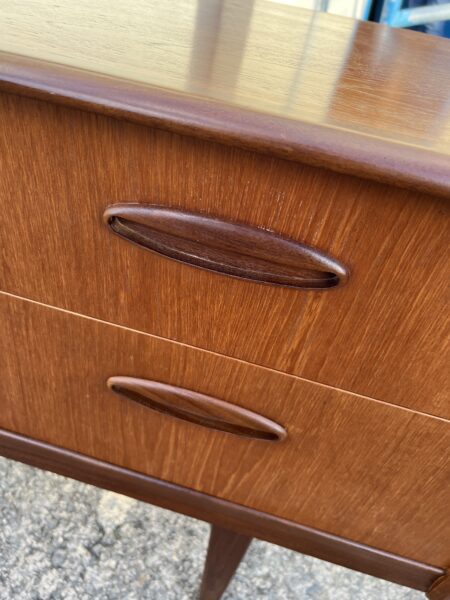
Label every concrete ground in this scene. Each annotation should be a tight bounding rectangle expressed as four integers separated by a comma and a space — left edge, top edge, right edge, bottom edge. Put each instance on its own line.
0, 457, 424, 600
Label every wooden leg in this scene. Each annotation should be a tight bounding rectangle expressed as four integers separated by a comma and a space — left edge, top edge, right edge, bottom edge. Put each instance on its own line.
427, 573, 450, 600
199, 524, 253, 600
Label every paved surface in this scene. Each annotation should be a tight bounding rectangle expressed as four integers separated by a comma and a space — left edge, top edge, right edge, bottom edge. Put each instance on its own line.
0, 457, 424, 599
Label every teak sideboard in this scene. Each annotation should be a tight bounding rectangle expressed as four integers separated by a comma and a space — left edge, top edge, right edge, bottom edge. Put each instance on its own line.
0, 1, 449, 598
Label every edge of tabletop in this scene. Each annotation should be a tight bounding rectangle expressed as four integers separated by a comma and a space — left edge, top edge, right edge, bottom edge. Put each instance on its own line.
1, 51, 449, 199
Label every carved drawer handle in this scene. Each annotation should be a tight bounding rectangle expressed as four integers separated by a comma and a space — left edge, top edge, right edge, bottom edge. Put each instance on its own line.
107, 376, 287, 441
104, 204, 348, 289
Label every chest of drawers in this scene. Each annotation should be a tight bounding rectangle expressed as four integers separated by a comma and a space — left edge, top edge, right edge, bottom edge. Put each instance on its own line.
0, 1, 449, 598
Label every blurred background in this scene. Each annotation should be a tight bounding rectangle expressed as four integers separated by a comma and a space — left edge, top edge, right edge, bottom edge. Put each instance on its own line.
274, 0, 450, 36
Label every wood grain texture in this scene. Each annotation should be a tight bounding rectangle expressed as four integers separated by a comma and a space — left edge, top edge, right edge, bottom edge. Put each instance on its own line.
0, 429, 444, 592
427, 573, 450, 600
104, 204, 348, 289
107, 376, 287, 441
1, 94, 448, 418
199, 526, 252, 600
1, 293, 449, 567
1, 1, 450, 196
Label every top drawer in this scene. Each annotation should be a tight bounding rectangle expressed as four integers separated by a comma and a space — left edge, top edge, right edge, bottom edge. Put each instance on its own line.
0, 93, 448, 418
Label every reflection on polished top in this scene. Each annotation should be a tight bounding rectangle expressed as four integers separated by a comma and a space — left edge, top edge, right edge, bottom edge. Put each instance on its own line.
1, 0, 450, 158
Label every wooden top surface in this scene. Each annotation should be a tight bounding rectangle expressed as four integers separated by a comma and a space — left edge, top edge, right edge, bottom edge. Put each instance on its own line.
1, 0, 450, 196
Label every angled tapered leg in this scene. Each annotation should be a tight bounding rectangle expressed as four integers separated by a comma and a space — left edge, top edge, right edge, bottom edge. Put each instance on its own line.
199, 525, 253, 600
427, 573, 450, 600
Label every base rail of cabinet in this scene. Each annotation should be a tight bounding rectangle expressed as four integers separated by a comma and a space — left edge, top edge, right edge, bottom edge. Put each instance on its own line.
0, 428, 445, 595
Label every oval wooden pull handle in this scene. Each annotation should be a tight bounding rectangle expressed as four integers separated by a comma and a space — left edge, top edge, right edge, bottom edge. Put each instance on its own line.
103, 204, 348, 289
107, 376, 287, 442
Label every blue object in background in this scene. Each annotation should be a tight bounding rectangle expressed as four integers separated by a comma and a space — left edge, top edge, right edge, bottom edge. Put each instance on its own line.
379, 0, 450, 36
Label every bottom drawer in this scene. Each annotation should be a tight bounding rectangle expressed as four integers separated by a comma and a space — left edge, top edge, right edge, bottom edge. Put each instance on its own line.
1, 292, 449, 567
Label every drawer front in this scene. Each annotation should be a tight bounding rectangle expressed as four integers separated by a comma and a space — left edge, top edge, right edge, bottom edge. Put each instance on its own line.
0, 93, 449, 418
1, 292, 449, 567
